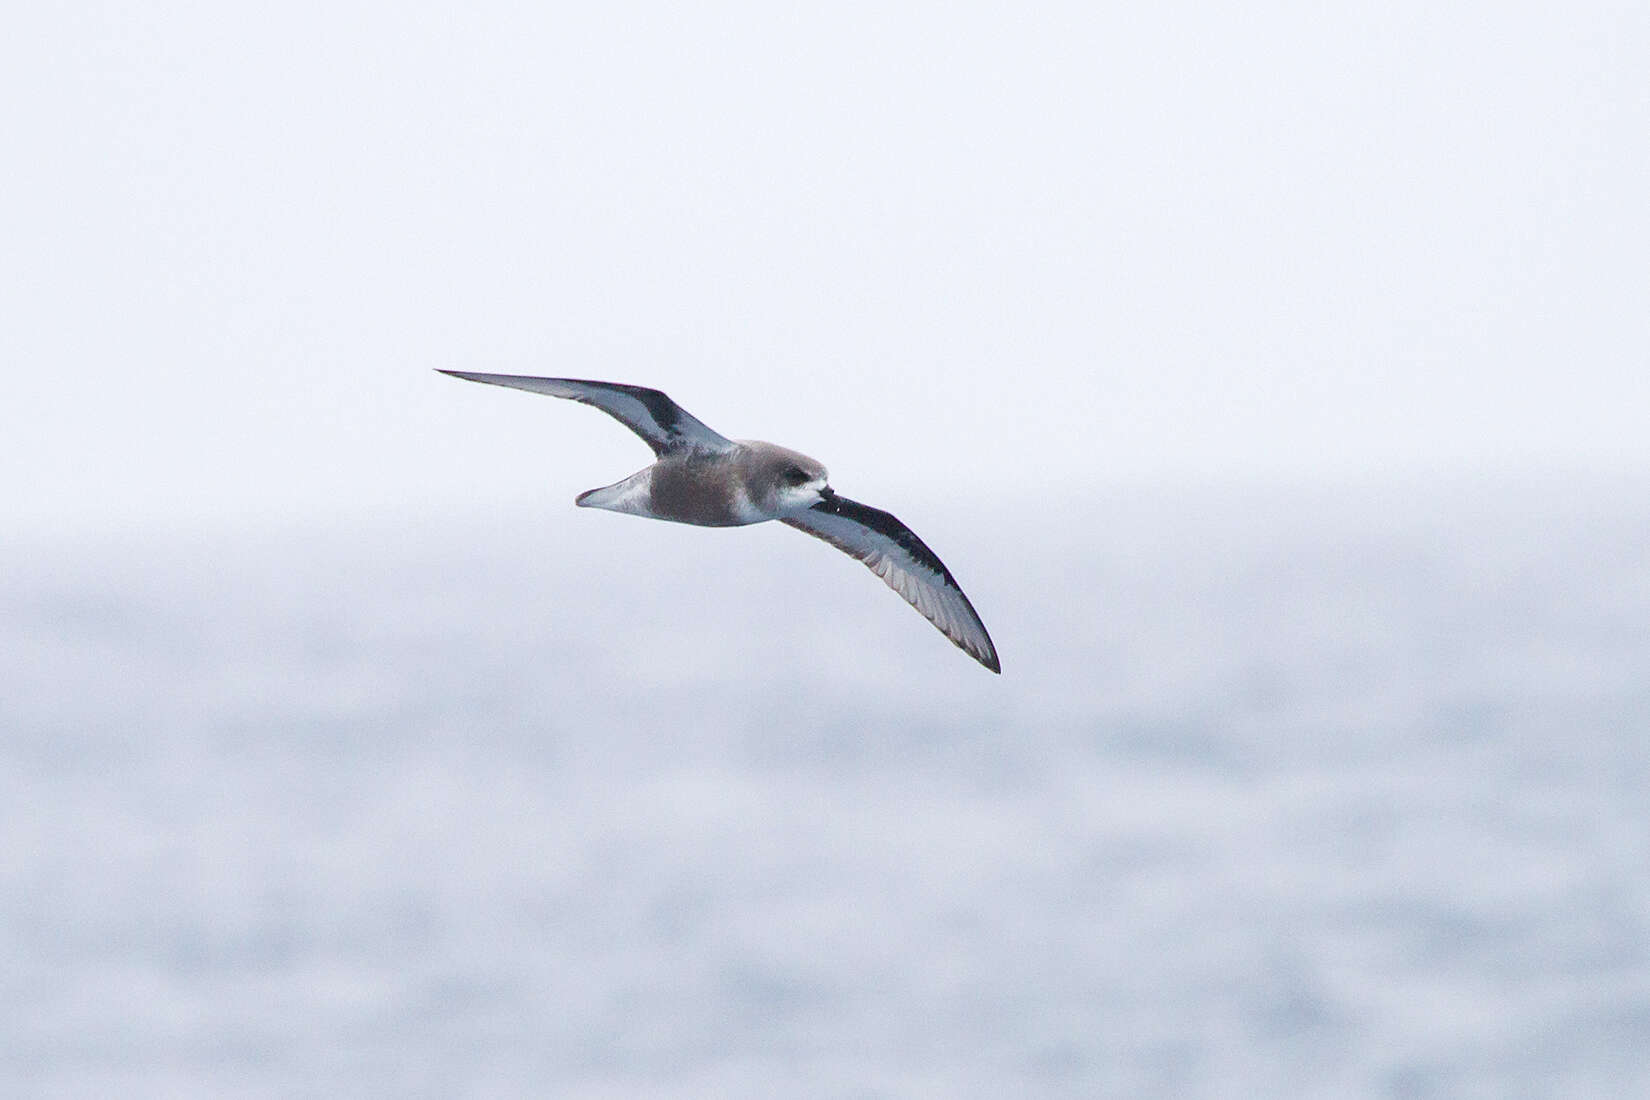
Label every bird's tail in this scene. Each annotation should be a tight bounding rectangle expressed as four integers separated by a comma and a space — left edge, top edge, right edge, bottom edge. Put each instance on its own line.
574, 468, 653, 516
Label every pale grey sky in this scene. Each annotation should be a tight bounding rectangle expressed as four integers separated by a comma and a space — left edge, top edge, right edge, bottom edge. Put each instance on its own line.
4, 2, 1647, 535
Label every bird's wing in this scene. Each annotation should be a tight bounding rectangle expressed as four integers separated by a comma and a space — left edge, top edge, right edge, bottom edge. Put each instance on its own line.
438, 371, 735, 456
783, 493, 1000, 673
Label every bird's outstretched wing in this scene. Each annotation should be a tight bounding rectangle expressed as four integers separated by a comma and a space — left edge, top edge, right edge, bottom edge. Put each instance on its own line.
783, 493, 1000, 673
438, 372, 734, 456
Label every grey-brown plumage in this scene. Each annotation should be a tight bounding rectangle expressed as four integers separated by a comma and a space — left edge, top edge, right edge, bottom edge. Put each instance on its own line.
440, 371, 999, 672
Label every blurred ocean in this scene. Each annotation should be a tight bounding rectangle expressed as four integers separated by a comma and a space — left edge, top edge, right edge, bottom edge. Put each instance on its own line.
3, 479, 1648, 1098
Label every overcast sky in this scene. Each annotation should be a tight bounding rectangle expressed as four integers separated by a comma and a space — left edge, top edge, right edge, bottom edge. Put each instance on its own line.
4, 2, 1647, 536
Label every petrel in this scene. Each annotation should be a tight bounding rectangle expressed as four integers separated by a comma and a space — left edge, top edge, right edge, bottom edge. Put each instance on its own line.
439, 371, 1000, 673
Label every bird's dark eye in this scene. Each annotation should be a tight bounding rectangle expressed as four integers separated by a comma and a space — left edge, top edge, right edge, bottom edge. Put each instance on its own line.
785, 466, 810, 485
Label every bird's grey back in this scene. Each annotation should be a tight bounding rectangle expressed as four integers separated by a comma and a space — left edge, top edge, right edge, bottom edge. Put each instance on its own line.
646, 450, 759, 527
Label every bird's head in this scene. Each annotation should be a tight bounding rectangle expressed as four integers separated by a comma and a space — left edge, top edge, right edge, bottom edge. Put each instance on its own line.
753, 445, 832, 513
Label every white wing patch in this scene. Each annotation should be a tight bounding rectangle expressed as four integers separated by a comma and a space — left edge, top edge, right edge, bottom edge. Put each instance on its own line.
438, 372, 734, 456
784, 495, 999, 673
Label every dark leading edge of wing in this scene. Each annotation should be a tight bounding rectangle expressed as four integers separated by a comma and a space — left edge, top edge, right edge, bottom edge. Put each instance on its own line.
783, 493, 1000, 673
437, 371, 734, 456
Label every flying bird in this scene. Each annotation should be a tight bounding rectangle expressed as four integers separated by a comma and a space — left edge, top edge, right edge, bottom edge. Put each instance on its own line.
439, 371, 999, 672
